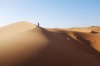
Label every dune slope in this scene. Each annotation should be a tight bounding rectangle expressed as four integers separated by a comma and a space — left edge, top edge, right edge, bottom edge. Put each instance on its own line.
0, 22, 100, 66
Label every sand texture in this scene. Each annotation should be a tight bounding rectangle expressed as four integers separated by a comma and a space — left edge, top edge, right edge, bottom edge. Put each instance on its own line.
0, 22, 100, 66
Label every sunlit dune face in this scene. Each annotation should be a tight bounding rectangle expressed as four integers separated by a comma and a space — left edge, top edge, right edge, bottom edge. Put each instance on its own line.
0, 22, 100, 66
0, 22, 36, 35
0, 22, 49, 65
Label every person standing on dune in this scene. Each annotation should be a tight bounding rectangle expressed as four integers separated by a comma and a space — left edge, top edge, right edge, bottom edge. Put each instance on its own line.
38, 22, 40, 27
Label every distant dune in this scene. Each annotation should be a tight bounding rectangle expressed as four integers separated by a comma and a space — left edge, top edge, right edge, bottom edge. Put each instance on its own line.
0, 22, 100, 66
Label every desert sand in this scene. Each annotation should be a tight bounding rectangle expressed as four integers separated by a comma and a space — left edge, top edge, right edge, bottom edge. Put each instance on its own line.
0, 21, 100, 66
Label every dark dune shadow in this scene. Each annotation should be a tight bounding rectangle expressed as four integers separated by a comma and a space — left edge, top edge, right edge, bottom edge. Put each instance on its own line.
24, 27, 100, 66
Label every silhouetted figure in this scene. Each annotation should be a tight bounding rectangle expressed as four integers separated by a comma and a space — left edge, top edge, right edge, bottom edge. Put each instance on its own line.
38, 22, 40, 27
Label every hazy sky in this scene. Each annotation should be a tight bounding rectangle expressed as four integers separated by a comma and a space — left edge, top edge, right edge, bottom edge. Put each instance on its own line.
0, 0, 100, 28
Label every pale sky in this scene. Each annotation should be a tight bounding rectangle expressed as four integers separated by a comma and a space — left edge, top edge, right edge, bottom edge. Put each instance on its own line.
0, 0, 100, 28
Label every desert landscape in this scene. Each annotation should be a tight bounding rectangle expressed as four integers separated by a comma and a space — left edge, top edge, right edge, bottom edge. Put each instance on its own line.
0, 21, 100, 66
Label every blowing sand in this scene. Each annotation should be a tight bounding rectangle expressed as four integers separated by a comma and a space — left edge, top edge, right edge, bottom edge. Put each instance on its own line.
0, 22, 100, 66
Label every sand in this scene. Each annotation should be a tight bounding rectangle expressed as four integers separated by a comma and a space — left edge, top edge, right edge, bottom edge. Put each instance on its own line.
0, 21, 100, 66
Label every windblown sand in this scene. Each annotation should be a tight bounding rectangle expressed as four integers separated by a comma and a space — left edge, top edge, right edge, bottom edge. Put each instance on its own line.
0, 22, 100, 66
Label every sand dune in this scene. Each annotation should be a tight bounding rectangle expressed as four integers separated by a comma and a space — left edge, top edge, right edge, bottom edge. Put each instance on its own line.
88, 26, 100, 33
0, 22, 100, 66
66, 28, 92, 33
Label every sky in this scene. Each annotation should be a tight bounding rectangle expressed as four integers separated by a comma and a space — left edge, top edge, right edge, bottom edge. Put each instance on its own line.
0, 0, 100, 28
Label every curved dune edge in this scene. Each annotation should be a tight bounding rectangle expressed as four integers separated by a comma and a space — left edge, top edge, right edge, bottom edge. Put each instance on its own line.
0, 22, 49, 66
47, 27, 100, 51
0, 22, 100, 66
0, 21, 37, 35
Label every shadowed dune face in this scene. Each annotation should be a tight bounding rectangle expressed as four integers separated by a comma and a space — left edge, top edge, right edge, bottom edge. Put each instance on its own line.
72, 32, 100, 51
0, 22, 100, 66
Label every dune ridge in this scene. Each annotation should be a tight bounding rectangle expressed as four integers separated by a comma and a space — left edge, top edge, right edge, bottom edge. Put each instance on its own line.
0, 22, 100, 66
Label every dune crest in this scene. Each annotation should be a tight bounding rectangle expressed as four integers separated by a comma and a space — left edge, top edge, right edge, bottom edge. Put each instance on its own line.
0, 22, 100, 66
0, 21, 36, 35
